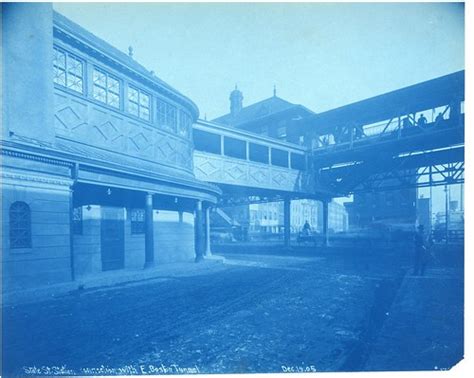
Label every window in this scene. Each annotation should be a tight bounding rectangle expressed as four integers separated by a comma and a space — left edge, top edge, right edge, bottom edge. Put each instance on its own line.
92, 68, 121, 108
73, 207, 83, 235
128, 86, 150, 121
9, 201, 31, 249
224, 137, 246, 159
193, 129, 221, 154
178, 110, 192, 138
53, 47, 84, 93
249, 143, 269, 164
130, 209, 145, 234
271, 148, 289, 167
156, 99, 177, 132
277, 126, 287, 139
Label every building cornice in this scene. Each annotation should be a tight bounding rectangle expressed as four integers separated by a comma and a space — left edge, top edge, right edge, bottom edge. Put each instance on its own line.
2, 148, 74, 168
2, 170, 73, 188
1, 141, 222, 198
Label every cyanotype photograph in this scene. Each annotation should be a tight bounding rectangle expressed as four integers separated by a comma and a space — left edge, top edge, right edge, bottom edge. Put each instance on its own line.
1, 1, 466, 376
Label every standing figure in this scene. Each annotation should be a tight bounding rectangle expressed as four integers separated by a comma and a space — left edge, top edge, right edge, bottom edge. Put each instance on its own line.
413, 225, 430, 276
302, 220, 312, 236
402, 117, 413, 129
435, 112, 445, 126
417, 114, 428, 128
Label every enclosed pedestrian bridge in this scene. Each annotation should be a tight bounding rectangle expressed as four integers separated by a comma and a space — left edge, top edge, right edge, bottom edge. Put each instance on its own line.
193, 120, 317, 202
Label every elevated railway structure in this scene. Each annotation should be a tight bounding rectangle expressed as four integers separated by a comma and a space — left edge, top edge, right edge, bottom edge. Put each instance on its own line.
301, 70, 464, 195
196, 71, 465, 245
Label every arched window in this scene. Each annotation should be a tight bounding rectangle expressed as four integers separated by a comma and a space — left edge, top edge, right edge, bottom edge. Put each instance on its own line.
9, 201, 32, 249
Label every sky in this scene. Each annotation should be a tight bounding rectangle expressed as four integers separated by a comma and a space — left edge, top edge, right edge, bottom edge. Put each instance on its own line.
53, 1, 465, 214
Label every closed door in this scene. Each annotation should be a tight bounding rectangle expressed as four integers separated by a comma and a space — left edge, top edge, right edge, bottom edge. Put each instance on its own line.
101, 207, 125, 271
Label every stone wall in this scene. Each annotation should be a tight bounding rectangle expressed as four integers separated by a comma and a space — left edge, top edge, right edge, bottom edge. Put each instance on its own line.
72, 207, 196, 278
2, 171, 73, 290
2, 3, 55, 142
73, 205, 102, 277
154, 211, 195, 264
124, 211, 146, 270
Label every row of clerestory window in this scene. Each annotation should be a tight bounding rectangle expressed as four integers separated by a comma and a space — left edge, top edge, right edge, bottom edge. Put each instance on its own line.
53, 46, 192, 137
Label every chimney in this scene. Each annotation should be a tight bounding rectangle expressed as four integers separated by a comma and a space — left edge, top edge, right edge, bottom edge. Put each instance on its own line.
229, 85, 243, 116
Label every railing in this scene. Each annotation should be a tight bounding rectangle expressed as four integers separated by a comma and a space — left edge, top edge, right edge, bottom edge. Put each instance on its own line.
313, 115, 464, 152
312, 102, 465, 152
193, 151, 315, 194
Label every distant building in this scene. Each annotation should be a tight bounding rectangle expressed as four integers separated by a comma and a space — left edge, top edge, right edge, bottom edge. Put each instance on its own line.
433, 196, 464, 242
348, 189, 417, 229
249, 202, 283, 234
247, 199, 348, 236
417, 197, 432, 231
328, 201, 349, 233
213, 86, 315, 145
248, 199, 320, 234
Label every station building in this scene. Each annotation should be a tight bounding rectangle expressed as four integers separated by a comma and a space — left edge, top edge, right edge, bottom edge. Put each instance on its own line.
2, 3, 220, 290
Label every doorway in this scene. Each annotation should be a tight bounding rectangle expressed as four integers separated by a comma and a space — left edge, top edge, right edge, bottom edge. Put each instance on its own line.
101, 207, 125, 271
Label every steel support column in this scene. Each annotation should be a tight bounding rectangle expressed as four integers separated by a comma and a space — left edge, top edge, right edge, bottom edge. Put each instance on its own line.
69, 164, 78, 281
204, 205, 212, 257
69, 186, 76, 281
445, 185, 449, 245
195, 200, 204, 262
144, 192, 155, 268
322, 199, 329, 247
284, 197, 291, 247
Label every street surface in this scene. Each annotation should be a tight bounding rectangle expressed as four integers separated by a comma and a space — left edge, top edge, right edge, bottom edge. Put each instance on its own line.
2, 246, 463, 375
